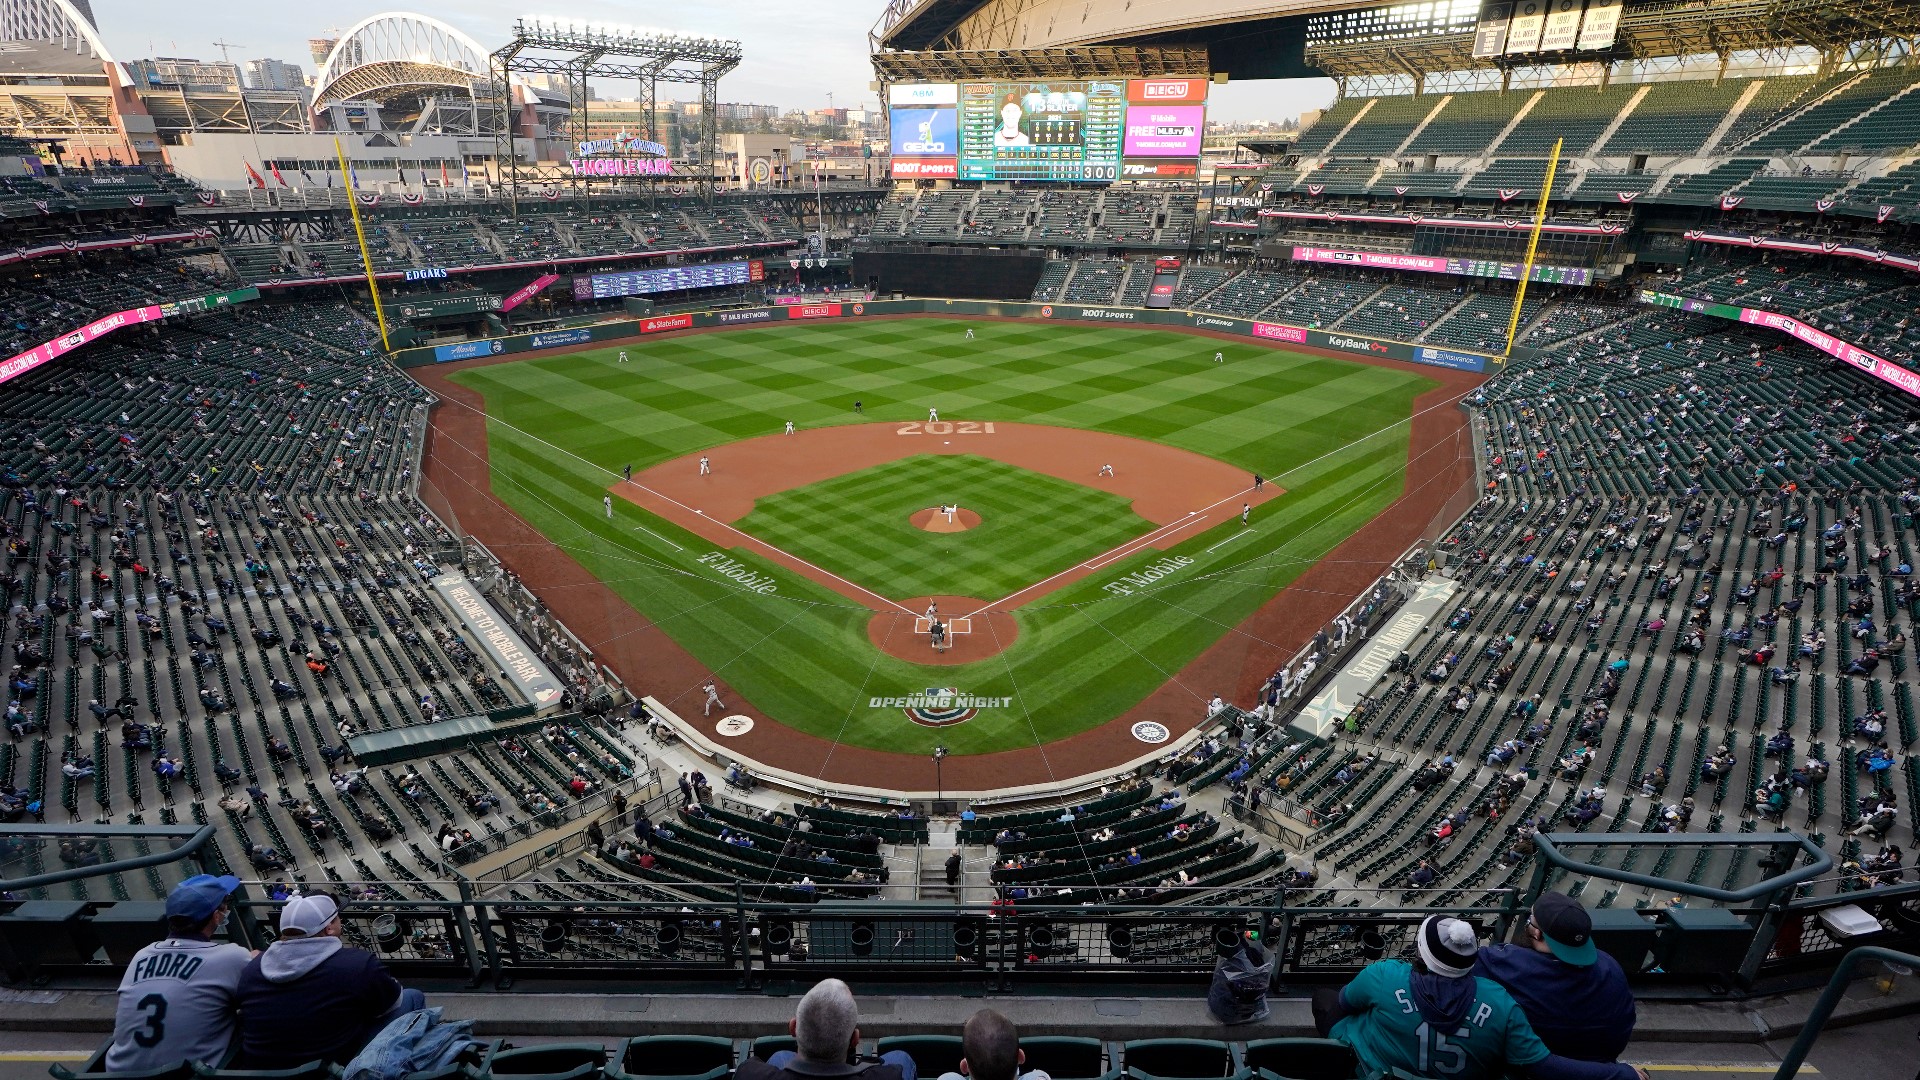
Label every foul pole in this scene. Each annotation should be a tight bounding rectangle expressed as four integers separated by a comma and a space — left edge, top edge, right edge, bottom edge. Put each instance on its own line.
1501, 136, 1562, 363
335, 137, 392, 353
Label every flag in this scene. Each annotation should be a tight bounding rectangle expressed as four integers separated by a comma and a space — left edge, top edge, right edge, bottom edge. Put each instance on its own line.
441, 162, 449, 187
301, 170, 314, 185
269, 163, 287, 187
326, 173, 334, 188
243, 162, 266, 189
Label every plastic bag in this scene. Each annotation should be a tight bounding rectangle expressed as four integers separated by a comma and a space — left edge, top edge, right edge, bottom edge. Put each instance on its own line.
1207, 935, 1273, 1025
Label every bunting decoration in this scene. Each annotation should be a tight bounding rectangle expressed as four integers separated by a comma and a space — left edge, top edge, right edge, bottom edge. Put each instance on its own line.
1394, 186, 1408, 196
1407, 213, 1424, 223
540, 185, 561, 201
1598, 222, 1623, 234
1497, 188, 1523, 202
1616, 192, 1639, 203
1880, 205, 1897, 224
126, 195, 145, 207
401, 192, 425, 206
1306, 184, 1325, 196
1814, 198, 1835, 213
197, 192, 219, 206
1821, 241, 1840, 252
354, 191, 379, 207
31, 199, 48, 214
1720, 195, 1744, 211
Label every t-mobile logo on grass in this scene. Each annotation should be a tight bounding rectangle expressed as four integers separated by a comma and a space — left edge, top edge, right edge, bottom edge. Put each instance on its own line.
695, 550, 779, 594
1102, 555, 1193, 596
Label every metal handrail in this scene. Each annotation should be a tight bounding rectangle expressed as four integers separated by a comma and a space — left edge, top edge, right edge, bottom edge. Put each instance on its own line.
0, 823, 218, 892
1769, 945, 1920, 1079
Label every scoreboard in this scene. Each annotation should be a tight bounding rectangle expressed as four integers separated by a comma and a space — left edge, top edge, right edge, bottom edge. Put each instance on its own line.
889, 78, 1207, 183
573, 260, 764, 301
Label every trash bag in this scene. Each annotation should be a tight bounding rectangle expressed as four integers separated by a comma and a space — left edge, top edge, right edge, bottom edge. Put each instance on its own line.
1207, 935, 1273, 1024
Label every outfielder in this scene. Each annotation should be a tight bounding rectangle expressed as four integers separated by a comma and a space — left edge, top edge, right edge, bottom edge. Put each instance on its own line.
1214, 351, 1224, 363
604, 494, 613, 519
699, 456, 711, 476
619, 350, 630, 364
702, 682, 723, 716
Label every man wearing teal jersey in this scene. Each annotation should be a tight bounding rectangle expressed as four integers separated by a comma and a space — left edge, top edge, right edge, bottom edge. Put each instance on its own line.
1324, 915, 1645, 1080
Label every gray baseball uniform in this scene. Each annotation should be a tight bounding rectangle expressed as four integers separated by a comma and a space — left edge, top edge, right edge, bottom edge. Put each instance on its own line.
107, 936, 253, 1070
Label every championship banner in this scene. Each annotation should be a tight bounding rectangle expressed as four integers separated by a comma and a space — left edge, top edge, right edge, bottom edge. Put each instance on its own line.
500, 273, 560, 312
1537, 0, 1584, 51
1576, 0, 1622, 49
1472, 0, 1514, 58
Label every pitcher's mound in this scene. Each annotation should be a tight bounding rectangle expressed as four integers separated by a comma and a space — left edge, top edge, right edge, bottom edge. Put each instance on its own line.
911, 507, 981, 533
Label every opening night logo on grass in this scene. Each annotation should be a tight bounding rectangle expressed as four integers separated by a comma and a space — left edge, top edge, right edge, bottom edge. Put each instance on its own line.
871, 688, 1012, 727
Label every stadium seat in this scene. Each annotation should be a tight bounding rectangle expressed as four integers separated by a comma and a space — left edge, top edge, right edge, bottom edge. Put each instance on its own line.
873, 1037, 962, 1077
483, 1044, 609, 1080
745, 1039, 797, 1063
192, 1063, 340, 1080
1242, 1040, 1359, 1080
1017, 1038, 1115, 1080
1120, 1040, 1240, 1080
605, 1037, 733, 1080
49, 1043, 197, 1080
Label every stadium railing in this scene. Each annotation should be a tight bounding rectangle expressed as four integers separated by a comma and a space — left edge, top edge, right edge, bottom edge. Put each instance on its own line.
4, 823, 1909, 995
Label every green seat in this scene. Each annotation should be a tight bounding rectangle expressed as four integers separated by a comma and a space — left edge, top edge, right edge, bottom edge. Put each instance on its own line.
874, 1037, 961, 1078
746, 1039, 796, 1063
1122, 1040, 1238, 1080
192, 1063, 341, 1080
484, 1044, 609, 1080
1244, 1040, 1360, 1080
606, 1037, 732, 1080
49, 1041, 197, 1080
1018, 1038, 1114, 1080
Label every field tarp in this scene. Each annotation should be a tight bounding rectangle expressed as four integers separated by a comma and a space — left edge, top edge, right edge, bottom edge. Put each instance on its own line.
392, 298, 1496, 373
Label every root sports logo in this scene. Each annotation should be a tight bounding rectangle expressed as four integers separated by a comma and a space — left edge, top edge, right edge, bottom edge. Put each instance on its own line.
871, 688, 1012, 727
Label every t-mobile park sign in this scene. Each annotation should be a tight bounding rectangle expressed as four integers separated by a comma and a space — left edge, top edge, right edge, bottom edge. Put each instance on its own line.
569, 158, 674, 176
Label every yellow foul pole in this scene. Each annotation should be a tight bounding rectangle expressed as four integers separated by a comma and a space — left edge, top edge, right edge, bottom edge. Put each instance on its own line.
1502, 136, 1562, 363
335, 137, 392, 353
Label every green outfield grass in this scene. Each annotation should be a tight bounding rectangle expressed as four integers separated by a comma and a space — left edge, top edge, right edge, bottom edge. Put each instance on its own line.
735, 455, 1156, 601
448, 319, 1434, 756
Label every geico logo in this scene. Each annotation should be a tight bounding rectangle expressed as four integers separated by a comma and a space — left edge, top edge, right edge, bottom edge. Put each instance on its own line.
902, 142, 947, 153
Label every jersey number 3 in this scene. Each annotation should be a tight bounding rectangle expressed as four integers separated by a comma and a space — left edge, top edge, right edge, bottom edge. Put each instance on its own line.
132, 993, 168, 1048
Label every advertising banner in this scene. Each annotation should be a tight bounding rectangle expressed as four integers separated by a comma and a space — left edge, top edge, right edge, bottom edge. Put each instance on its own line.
1123, 105, 1205, 157
888, 83, 958, 106
1190, 314, 1249, 334
640, 314, 694, 334
501, 273, 560, 312
2, 287, 262, 386
890, 107, 957, 158
1252, 322, 1310, 343
889, 158, 958, 179
1126, 78, 1208, 104
1638, 289, 1920, 400
432, 339, 507, 363
718, 308, 775, 324
1311, 329, 1405, 360
529, 328, 594, 350
1414, 346, 1492, 372
784, 303, 844, 320
1293, 246, 1451, 272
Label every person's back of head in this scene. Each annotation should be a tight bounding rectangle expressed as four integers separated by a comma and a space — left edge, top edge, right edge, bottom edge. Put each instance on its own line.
793, 978, 860, 1065
959, 1009, 1020, 1080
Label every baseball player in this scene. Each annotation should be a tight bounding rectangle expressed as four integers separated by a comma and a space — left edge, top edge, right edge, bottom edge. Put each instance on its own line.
618, 350, 630, 364
1242, 503, 1251, 525
623, 464, 632, 481
928, 406, 940, 422
1214, 351, 1224, 363
931, 618, 947, 651
1098, 464, 1115, 477
105, 875, 250, 1071
965, 327, 975, 340
784, 420, 795, 434
925, 599, 939, 622
1252, 473, 1263, 491
854, 400, 863, 414
699, 456, 711, 476
702, 682, 723, 716
944, 504, 957, 525
604, 494, 613, 519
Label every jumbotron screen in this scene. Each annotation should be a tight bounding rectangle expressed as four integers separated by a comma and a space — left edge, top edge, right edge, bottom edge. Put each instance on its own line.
888, 78, 1207, 183
572, 259, 765, 301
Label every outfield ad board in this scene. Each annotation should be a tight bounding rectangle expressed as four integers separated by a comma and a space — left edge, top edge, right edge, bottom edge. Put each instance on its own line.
397, 298, 1493, 373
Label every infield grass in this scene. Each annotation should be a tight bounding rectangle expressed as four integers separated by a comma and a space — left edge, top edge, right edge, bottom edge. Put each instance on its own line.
448, 319, 1434, 757
737, 455, 1156, 601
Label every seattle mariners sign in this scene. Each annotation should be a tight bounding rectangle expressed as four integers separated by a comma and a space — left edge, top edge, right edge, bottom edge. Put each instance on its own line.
871, 688, 1011, 727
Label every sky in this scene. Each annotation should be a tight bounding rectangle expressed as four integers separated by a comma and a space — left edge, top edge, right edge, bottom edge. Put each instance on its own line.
94, 0, 1336, 125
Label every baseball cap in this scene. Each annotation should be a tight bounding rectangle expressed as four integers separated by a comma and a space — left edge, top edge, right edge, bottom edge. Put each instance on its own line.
1532, 891, 1598, 966
165, 874, 240, 923
279, 891, 342, 936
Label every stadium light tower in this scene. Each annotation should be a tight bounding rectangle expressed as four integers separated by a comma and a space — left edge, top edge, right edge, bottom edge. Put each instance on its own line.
490, 17, 742, 213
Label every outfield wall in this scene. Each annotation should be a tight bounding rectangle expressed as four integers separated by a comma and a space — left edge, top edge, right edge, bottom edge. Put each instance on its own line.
392, 299, 1498, 373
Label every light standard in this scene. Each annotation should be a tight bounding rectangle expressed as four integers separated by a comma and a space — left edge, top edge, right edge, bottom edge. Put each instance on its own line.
932, 744, 949, 809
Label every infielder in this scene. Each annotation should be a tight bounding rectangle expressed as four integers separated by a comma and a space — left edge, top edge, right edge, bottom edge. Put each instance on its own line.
784, 420, 795, 434
1098, 463, 1115, 477
623, 464, 632, 481
1242, 503, 1251, 525
702, 682, 723, 716
928, 407, 940, 422
604, 494, 613, 519
618, 350, 630, 364
699, 456, 711, 476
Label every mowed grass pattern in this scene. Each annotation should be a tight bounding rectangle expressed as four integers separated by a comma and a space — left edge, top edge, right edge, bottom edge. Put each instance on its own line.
737, 455, 1156, 601
448, 319, 1434, 755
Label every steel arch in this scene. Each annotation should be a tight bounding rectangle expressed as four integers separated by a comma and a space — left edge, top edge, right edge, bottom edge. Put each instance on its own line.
311, 11, 490, 106
0, 0, 122, 78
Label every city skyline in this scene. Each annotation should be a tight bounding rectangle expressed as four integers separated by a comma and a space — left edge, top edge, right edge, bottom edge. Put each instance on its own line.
93, 0, 1334, 126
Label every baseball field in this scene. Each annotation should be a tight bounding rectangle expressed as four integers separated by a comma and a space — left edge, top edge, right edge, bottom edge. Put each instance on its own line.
443, 318, 1433, 758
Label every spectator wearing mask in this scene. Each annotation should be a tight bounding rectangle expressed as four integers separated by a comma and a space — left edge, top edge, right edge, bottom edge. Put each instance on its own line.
936, 1009, 1050, 1080
734, 978, 916, 1080
106, 875, 252, 1071
1320, 915, 1645, 1080
1474, 892, 1637, 1068
234, 892, 425, 1067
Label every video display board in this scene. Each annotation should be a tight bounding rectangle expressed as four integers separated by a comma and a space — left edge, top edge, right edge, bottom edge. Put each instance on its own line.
888, 78, 1207, 183
572, 260, 765, 301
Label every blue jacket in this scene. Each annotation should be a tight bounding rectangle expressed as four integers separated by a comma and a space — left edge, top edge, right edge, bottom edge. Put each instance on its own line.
1473, 944, 1636, 1064
236, 937, 404, 1067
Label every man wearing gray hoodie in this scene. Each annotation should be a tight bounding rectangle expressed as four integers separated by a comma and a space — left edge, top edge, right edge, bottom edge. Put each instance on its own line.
234, 892, 425, 1067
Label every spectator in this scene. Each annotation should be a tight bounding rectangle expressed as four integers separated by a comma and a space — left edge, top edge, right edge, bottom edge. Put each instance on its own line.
106, 875, 252, 1071
234, 892, 426, 1067
1321, 915, 1644, 1080
734, 978, 916, 1080
936, 1009, 1048, 1080
1475, 893, 1636, 1066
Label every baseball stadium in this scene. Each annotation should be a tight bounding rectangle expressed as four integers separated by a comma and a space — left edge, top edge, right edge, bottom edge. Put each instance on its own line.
4, 0, 1920, 1074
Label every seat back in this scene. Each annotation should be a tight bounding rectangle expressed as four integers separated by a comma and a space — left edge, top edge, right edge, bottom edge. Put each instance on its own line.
1243, 1040, 1360, 1080
1017, 1038, 1112, 1080
610, 1037, 733, 1080
1121, 1040, 1236, 1080
873, 1036, 962, 1079
485, 1043, 609, 1080
746, 1038, 796, 1063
